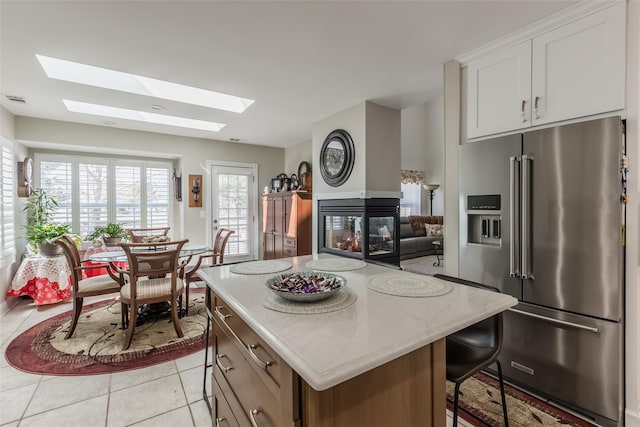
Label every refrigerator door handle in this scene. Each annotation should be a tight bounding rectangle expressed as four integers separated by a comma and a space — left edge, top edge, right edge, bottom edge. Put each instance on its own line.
509, 156, 520, 277
521, 155, 533, 279
508, 308, 600, 334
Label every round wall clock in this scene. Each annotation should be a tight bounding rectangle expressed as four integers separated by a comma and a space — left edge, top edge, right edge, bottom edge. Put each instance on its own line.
319, 129, 355, 187
17, 157, 33, 197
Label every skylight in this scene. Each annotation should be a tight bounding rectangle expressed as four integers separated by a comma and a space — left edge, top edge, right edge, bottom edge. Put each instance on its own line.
63, 100, 225, 132
37, 54, 254, 113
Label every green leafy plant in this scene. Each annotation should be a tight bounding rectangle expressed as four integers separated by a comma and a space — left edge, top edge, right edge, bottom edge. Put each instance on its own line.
23, 189, 71, 252
24, 188, 58, 226
25, 223, 71, 252
85, 222, 129, 241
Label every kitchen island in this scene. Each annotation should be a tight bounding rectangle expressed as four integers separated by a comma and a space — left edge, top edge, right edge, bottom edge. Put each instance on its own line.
198, 254, 517, 427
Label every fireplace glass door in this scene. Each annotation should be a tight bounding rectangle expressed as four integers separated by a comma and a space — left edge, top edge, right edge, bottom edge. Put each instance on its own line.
324, 214, 364, 255
318, 198, 399, 266
368, 216, 396, 256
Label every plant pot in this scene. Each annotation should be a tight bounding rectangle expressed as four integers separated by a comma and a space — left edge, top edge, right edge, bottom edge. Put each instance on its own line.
38, 242, 63, 257
103, 237, 123, 247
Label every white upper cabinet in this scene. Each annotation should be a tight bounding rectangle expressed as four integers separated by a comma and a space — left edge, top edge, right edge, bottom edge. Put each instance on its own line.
466, 2, 625, 139
467, 41, 532, 139
531, 2, 625, 126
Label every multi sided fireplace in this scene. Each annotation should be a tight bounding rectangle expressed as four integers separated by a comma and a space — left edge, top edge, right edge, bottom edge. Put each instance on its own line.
318, 198, 400, 266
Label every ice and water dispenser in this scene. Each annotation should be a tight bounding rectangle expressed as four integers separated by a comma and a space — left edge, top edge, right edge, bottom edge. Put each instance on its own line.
466, 195, 502, 247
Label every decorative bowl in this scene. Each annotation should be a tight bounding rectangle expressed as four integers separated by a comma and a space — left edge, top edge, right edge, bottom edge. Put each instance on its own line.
265, 272, 346, 303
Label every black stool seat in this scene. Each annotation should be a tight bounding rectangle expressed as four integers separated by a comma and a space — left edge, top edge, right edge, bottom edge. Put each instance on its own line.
435, 274, 509, 427
446, 317, 500, 382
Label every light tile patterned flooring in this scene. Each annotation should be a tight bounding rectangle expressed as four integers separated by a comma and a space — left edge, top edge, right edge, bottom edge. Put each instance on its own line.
1, 296, 471, 427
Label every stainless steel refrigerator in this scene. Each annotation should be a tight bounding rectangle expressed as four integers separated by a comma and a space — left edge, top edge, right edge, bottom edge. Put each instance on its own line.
459, 116, 625, 427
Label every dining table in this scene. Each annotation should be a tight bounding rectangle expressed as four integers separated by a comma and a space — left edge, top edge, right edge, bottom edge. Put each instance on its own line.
88, 244, 210, 322
7, 254, 75, 305
83, 245, 127, 277
87, 243, 209, 263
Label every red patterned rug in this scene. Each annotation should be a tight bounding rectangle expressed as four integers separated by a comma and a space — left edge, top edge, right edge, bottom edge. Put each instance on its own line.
447, 372, 596, 426
4, 291, 208, 376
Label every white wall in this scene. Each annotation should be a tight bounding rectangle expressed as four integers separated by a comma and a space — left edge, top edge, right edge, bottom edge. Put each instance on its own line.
364, 102, 401, 194
626, 0, 640, 425
312, 102, 367, 197
401, 97, 444, 216
13, 117, 284, 255
311, 101, 400, 199
284, 140, 313, 185
0, 107, 28, 315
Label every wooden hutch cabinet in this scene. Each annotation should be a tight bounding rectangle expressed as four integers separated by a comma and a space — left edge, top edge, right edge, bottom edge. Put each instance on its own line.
262, 191, 312, 260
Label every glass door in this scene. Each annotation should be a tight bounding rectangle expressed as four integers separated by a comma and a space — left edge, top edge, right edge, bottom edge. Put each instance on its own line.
208, 162, 258, 263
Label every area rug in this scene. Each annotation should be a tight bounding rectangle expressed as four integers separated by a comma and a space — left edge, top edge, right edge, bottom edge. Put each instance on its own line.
5, 292, 209, 376
447, 372, 596, 426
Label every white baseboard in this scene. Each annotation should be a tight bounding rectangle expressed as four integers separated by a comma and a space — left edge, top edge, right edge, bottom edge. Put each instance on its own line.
0, 297, 19, 317
627, 409, 640, 427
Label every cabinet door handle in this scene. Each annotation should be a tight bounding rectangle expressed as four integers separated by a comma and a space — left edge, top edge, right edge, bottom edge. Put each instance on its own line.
215, 417, 226, 427
520, 99, 528, 122
215, 354, 234, 373
249, 409, 262, 427
248, 344, 273, 369
214, 305, 231, 321
534, 96, 541, 119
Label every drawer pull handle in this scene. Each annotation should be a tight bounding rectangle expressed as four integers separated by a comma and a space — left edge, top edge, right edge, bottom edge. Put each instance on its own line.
214, 306, 231, 321
249, 408, 261, 427
215, 417, 226, 427
215, 354, 234, 373
248, 344, 273, 369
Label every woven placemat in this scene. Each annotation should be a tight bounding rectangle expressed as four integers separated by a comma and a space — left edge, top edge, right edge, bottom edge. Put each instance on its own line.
305, 258, 368, 272
367, 272, 453, 297
258, 287, 357, 314
230, 260, 292, 275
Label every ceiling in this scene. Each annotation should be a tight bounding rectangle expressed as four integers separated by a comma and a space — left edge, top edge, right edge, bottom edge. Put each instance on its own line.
1, 1, 578, 149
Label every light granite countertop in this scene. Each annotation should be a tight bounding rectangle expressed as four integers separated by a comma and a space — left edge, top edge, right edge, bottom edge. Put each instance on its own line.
198, 254, 517, 391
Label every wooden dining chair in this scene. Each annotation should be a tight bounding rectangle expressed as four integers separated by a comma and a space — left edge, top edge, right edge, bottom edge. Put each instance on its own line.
126, 227, 170, 243
434, 274, 509, 427
118, 239, 188, 350
54, 235, 123, 339
182, 228, 234, 315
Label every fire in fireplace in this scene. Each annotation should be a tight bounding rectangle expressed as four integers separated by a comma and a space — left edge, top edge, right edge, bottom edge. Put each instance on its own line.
318, 198, 400, 266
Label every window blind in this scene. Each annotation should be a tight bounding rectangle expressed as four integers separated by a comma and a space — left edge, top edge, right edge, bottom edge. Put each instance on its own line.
0, 140, 15, 269
36, 154, 171, 236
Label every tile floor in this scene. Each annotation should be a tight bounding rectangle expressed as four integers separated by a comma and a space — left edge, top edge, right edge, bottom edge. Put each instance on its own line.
1, 296, 470, 427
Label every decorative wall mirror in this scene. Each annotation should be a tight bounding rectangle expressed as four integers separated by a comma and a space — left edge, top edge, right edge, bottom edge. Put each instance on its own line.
320, 129, 355, 187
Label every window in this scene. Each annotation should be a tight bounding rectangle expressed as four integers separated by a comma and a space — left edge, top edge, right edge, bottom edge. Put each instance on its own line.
400, 182, 421, 216
36, 153, 171, 236
0, 139, 15, 268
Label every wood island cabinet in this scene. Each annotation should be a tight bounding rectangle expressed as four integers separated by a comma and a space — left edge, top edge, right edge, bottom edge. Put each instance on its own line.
209, 289, 445, 427
262, 191, 312, 260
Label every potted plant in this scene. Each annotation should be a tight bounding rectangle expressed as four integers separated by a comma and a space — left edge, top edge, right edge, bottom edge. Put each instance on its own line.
24, 189, 71, 256
25, 223, 71, 256
85, 222, 129, 246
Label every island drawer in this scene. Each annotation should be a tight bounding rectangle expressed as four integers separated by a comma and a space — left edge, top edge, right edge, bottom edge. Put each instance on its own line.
212, 295, 284, 395
213, 365, 250, 427
213, 378, 243, 427
214, 321, 288, 427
